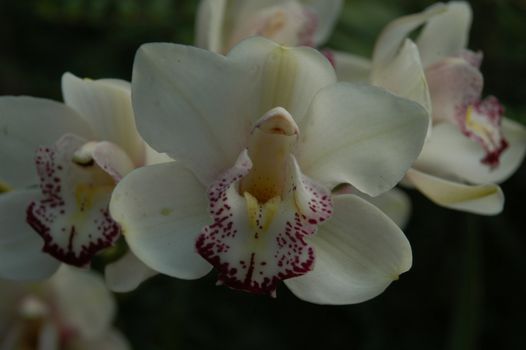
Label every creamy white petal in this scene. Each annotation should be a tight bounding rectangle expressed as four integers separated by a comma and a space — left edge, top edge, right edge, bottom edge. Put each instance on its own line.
371, 39, 432, 118
301, 0, 342, 46
61, 73, 145, 165
405, 168, 504, 215
0, 189, 60, 281
91, 141, 136, 182
372, 3, 446, 65
332, 50, 372, 82
132, 37, 335, 185
354, 188, 412, 229
414, 119, 526, 184
416, 1, 472, 66
195, 0, 227, 52
299, 83, 428, 196
285, 194, 411, 305
105, 251, 157, 293
110, 162, 212, 279
49, 265, 115, 339
0, 96, 94, 188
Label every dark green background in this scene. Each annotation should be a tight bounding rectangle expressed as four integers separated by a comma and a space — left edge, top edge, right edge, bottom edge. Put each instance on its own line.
1, 0, 525, 349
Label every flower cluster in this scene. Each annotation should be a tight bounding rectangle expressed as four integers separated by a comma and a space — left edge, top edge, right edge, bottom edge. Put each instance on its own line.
0, 1, 524, 329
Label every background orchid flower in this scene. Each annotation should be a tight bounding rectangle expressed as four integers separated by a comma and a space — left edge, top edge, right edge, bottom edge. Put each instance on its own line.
195, 0, 342, 53
0, 73, 162, 291
0, 265, 130, 350
332, 1, 526, 215
110, 37, 429, 304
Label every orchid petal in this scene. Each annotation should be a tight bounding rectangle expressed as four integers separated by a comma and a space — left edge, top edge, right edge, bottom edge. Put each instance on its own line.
27, 135, 120, 266
0, 96, 93, 188
285, 194, 411, 305
195, 0, 226, 53
425, 57, 483, 124
372, 3, 446, 66
49, 265, 115, 339
331, 50, 372, 82
302, 0, 343, 46
415, 119, 526, 184
371, 39, 432, 118
416, 2, 472, 66
105, 251, 157, 293
91, 141, 136, 182
0, 189, 60, 281
61, 73, 145, 164
110, 161, 212, 279
405, 168, 504, 215
299, 83, 428, 196
132, 37, 335, 185
353, 188, 412, 229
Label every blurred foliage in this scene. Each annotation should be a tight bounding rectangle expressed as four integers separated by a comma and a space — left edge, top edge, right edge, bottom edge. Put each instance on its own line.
1, 0, 526, 349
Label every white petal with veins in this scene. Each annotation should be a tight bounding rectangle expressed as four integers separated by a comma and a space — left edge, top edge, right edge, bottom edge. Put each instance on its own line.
110, 161, 213, 279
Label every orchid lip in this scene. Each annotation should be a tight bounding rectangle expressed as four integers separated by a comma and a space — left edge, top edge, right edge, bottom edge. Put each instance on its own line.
196, 108, 333, 296
26, 136, 121, 267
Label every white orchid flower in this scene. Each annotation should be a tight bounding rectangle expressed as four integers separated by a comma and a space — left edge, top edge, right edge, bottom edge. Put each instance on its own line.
0, 73, 162, 291
332, 1, 526, 215
196, 0, 342, 53
0, 265, 130, 350
110, 37, 429, 304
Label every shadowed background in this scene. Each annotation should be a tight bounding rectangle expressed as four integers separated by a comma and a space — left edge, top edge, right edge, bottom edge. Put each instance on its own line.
1, 0, 525, 349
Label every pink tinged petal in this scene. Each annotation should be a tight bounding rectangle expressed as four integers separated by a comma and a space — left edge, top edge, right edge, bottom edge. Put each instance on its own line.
458, 49, 483, 68
226, 1, 319, 50
61, 73, 145, 165
109, 161, 213, 280
27, 135, 120, 267
132, 38, 335, 185
196, 151, 316, 296
285, 194, 412, 305
0, 189, 60, 281
299, 83, 429, 196
425, 57, 483, 124
49, 265, 115, 339
416, 2, 473, 66
372, 3, 446, 66
0, 96, 94, 188
414, 119, 526, 185
104, 251, 157, 293
405, 168, 504, 215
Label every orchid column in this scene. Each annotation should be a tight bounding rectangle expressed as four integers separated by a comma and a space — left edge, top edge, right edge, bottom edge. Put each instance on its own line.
110, 37, 429, 304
